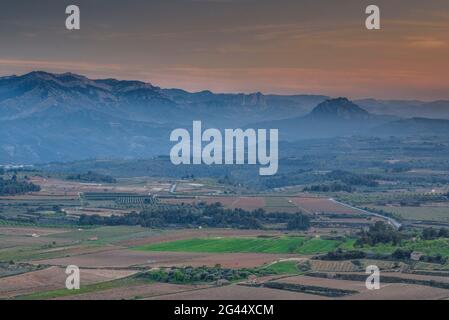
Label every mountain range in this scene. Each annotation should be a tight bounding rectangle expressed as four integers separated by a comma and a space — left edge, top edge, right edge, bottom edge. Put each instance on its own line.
1, 71, 449, 163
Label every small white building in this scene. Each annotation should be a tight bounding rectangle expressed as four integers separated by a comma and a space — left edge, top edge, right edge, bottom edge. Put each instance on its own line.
410, 251, 424, 261
216, 279, 230, 286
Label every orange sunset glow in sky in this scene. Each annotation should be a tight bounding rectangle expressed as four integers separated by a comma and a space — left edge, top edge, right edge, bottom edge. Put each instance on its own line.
0, 0, 448, 100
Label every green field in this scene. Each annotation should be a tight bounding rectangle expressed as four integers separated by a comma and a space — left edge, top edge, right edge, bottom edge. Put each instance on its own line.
367, 205, 449, 222
365, 238, 449, 257
134, 236, 351, 255
134, 234, 449, 259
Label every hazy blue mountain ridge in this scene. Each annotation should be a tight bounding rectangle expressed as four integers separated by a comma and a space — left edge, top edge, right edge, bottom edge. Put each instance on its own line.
1, 71, 448, 163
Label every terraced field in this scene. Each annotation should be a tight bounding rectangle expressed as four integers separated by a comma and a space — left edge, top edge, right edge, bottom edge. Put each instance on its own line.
308, 260, 360, 272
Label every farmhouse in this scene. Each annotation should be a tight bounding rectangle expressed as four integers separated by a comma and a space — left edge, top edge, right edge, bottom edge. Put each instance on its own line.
216, 279, 230, 286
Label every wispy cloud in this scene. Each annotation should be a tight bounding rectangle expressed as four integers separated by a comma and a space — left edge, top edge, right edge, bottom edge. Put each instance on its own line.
406, 36, 448, 49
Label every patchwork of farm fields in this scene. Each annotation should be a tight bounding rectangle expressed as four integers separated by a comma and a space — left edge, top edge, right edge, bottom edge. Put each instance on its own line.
3, 158, 449, 302
134, 236, 355, 255
3, 223, 449, 300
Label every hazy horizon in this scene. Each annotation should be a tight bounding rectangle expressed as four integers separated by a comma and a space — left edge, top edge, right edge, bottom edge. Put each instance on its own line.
2, 69, 448, 103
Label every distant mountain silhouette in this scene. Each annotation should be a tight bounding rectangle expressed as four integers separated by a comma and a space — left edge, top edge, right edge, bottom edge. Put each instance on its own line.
0, 71, 327, 125
308, 97, 370, 120
0, 71, 326, 163
250, 98, 392, 139
0, 71, 448, 163
250, 97, 449, 140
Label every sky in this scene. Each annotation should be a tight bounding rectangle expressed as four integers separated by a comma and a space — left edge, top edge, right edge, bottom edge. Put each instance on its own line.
0, 0, 448, 100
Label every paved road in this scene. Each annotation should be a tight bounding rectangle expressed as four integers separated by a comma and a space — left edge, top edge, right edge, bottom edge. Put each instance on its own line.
329, 198, 402, 229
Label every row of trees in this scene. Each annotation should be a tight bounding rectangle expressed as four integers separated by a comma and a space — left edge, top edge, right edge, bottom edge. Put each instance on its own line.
79, 203, 310, 231
140, 265, 268, 284
392, 248, 447, 264
326, 170, 379, 187
66, 171, 117, 183
320, 247, 448, 264
303, 183, 354, 193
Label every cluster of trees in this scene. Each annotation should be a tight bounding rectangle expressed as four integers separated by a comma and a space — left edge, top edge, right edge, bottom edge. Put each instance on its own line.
391, 248, 411, 260
263, 170, 380, 191
0, 176, 41, 196
326, 170, 379, 187
422, 227, 449, 240
303, 183, 354, 193
66, 171, 116, 183
140, 265, 267, 284
355, 221, 402, 247
392, 248, 447, 264
260, 169, 310, 189
318, 248, 367, 261
79, 203, 310, 231
320, 247, 447, 265
420, 254, 447, 264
